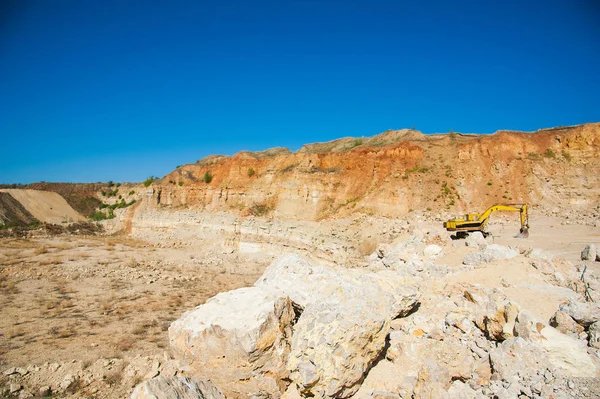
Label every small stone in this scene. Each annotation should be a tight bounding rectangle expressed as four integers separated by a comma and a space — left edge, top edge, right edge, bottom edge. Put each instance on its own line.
567, 380, 574, 389
39, 386, 51, 396
10, 384, 22, 393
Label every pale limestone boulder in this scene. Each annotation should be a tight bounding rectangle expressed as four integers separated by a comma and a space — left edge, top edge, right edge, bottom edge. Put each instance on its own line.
423, 244, 443, 259
481, 300, 520, 341
489, 337, 550, 385
464, 232, 487, 249
559, 299, 600, 327
254, 254, 419, 398
447, 380, 483, 399
255, 254, 419, 319
514, 310, 599, 377
581, 244, 598, 261
131, 376, 225, 399
588, 322, 600, 348
549, 310, 585, 337
526, 248, 554, 262
288, 303, 389, 398
168, 287, 295, 397
463, 244, 518, 266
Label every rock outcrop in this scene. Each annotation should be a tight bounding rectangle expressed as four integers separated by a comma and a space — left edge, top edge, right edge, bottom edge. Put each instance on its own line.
168, 254, 419, 398
131, 376, 225, 399
169, 287, 296, 396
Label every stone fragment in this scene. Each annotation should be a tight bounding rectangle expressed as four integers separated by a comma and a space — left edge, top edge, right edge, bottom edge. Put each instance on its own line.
423, 244, 443, 258
581, 244, 597, 261
482, 301, 520, 341
588, 321, 600, 349
38, 386, 51, 397
447, 380, 482, 399
10, 384, 22, 394
131, 376, 225, 399
463, 244, 518, 266
559, 299, 600, 327
60, 374, 75, 390
549, 310, 584, 337
465, 231, 487, 249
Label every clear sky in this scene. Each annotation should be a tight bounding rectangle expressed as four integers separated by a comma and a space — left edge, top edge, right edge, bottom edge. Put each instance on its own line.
1, 0, 599, 183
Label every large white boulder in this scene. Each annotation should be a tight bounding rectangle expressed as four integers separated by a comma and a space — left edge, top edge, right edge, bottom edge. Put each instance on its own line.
288, 303, 389, 398
463, 244, 518, 266
559, 299, 600, 327
514, 310, 599, 378
255, 254, 419, 397
168, 287, 295, 396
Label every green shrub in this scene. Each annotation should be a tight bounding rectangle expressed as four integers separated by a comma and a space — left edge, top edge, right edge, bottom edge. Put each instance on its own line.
351, 139, 364, 148
544, 149, 556, 158
562, 150, 571, 161
143, 176, 158, 187
487, 181, 493, 186
128, 190, 135, 196
178, 181, 183, 186
203, 171, 213, 183
248, 167, 256, 177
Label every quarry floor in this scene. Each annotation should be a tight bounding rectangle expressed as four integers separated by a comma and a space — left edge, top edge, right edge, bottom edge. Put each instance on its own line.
0, 214, 598, 398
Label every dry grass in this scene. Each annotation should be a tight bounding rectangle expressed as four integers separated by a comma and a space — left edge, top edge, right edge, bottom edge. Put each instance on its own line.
34, 246, 49, 255
116, 338, 135, 353
0, 275, 19, 294
39, 256, 62, 265
7, 327, 25, 339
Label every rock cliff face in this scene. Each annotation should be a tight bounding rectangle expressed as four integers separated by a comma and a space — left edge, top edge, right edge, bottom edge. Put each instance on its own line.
148, 123, 600, 221
102, 123, 600, 264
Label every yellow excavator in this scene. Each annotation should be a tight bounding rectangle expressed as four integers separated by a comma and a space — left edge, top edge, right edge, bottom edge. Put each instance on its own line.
444, 203, 529, 238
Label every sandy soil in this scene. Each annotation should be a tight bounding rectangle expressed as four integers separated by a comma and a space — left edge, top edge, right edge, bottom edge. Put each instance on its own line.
0, 236, 265, 375
0, 189, 86, 224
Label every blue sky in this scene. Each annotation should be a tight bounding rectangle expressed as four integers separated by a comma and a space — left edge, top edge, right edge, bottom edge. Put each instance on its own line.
1, 0, 599, 183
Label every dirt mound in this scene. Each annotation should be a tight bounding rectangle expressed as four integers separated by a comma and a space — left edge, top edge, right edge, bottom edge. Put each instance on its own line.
0, 189, 86, 224
0, 192, 39, 228
23, 182, 104, 218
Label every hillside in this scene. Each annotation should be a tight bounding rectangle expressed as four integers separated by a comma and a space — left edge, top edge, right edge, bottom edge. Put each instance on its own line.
149, 123, 600, 221
0, 192, 39, 228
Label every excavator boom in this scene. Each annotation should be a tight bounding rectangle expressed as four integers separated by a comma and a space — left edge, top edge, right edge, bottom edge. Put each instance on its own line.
443, 203, 529, 238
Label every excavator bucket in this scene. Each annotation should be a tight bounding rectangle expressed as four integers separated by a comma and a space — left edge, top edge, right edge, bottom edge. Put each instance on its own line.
515, 227, 529, 238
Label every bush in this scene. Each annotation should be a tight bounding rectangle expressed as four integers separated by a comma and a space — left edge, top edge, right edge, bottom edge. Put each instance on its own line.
203, 171, 213, 183
247, 167, 256, 177
128, 190, 135, 196
143, 176, 158, 187
487, 181, 493, 186
351, 139, 364, 148
544, 149, 556, 158
562, 150, 571, 161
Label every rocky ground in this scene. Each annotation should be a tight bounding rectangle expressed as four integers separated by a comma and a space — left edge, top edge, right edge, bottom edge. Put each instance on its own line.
0, 234, 264, 398
0, 213, 599, 398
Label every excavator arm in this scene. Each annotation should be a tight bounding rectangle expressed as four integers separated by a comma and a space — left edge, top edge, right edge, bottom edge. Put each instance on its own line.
444, 203, 529, 238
